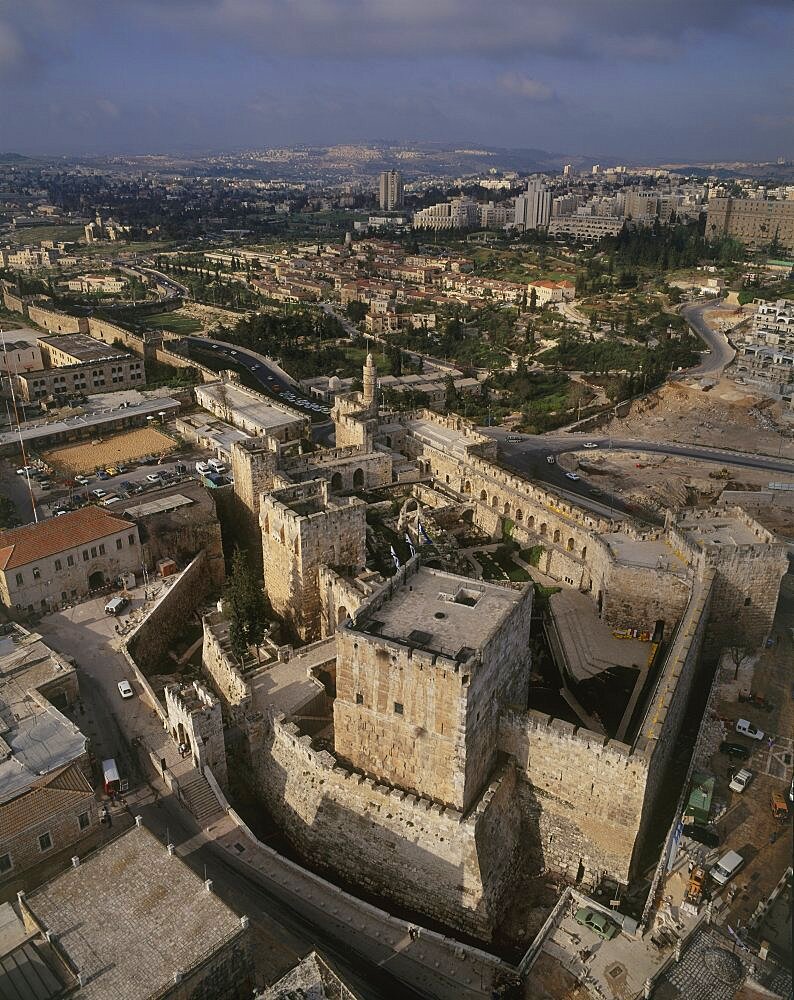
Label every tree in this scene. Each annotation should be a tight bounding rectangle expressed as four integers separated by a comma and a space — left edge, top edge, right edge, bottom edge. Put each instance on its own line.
529, 287, 538, 312
724, 625, 750, 681
223, 547, 268, 662
345, 300, 368, 323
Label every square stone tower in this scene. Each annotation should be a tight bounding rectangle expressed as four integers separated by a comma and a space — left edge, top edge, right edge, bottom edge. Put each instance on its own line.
334, 564, 533, 811
261, 479, 367, 641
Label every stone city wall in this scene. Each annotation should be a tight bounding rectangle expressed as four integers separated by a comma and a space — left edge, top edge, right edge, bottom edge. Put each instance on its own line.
282, 447, 392, 492
255, 715, 522, 940
126, 552, 212, 674
499, 710, 649, 885
85, 316, 148, 356
165, 680, 228, 789
201, 612, 253, 719
26, 302, 88, 334
318, 565, 370, 636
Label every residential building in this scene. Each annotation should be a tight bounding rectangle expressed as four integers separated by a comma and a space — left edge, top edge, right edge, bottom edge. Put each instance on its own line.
66, 274, 128, 295
0, 507, 142, 612
513, 179, 551, 231
0, 623, 96, 887
412, 197, 480, 230
623, 190, 680, 223
706, 197, 794, 252
13, 821, 254, 1000
528, 279, 576, 305
479, 201, 511, 228
0, 246, 61, 272
378, 170, 404, 211
562, 163, 573, 177
548, 215, 624, 240
736, 298, 794, 395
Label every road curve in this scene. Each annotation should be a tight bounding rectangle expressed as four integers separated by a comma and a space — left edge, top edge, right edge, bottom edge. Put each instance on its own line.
679, 300, 737, 378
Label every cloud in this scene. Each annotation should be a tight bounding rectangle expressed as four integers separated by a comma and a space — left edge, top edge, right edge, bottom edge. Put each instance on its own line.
499, 73, 555, 102
96, 98, 120, 118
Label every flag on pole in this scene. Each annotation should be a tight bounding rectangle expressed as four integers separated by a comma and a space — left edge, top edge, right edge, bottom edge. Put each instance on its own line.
390, 545, 401, 570
418, 520, 432, 545
405, 533, 416, 558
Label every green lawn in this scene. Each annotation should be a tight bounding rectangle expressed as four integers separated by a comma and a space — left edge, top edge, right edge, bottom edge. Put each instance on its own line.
143, 312, 204, 334
9, 224, 83, 245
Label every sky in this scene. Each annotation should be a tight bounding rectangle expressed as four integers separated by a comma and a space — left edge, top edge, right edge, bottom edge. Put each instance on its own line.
0, 0, 793, 163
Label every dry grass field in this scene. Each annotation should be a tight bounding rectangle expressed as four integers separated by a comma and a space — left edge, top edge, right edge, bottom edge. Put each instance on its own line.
44, 426, 176, 474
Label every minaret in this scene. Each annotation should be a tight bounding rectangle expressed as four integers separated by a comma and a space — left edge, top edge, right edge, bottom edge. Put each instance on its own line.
362, 352, 377, 412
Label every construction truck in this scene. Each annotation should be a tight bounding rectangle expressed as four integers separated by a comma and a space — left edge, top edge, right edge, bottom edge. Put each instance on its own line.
771, 791, 789, 822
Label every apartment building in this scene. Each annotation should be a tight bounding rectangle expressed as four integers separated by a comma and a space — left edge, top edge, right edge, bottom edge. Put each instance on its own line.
513, 179, 551, 230
0, 246, 61, 272
412, 197, 480, 230
0, 507, 142, 612
547, 215, 624, 240
737, 298, 794, 393
378, 170, 404, 211
706, 197, 794, 252
66, 274, 128, 295
528, 279, 576, 305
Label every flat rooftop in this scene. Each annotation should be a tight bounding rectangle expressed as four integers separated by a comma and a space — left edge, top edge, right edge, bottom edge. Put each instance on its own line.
353, 567, 524, 660
25, 824, 245, 1000
602, 532, 688, 572
677, 513, 767, 548
404, 416, 474, 458
197, 381, 305, 434
38, 333, 129, 363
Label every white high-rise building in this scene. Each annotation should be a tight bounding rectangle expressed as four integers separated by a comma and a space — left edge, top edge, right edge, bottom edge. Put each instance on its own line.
563, 163, 573, 178
378, 171, 404, 211
513, 179, 551, 231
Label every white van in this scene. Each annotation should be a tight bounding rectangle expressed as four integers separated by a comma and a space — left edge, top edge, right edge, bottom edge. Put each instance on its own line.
709, 850, 743, 886
736, 718, 765, 741
104, 596, 129, 616
195, 461, 211, 475
208, 458, 226, 474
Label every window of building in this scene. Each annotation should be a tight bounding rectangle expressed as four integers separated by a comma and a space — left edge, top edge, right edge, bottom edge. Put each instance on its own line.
15, 573, 23, 586
82, 550, 89, 562
32, 567, 41, 580
394, 702, 404, 715
355, 693, 363, 705
71, 589, 77, 598
90, 547, 97, 558
38, 832, 53, 852
99, 544, 105, 556
78, 811, 90, 830
0, 853, 11, 874
116, 538, 123, 551
128, 534, 135, 546
54, 559, 62, 572
67, 554, 74, 566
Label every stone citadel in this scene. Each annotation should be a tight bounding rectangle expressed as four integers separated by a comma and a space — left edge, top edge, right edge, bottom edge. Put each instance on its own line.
199, 355, 786, 941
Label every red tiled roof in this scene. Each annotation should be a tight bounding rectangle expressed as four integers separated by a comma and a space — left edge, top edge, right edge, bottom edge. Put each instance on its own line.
0, 507, 133, 571
0, 762, 93, 838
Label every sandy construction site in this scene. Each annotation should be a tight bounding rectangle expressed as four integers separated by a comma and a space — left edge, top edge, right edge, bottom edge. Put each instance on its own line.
44, 426, 177, 474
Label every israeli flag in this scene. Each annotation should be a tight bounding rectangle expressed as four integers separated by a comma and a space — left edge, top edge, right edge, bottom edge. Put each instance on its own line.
405, 533, 416, 558
418, 520, 432, 545
390, 545, 401, 569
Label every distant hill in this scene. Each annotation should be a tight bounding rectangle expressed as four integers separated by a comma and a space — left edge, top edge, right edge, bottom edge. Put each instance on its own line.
0, 153, 31, 163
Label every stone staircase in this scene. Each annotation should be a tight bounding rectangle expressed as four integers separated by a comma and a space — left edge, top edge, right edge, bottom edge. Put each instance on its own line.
178, 768, 223, 825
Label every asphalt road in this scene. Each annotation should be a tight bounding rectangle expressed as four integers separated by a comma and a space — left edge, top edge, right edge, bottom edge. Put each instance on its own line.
480, 429, 794, 523
679, 300, 737, 377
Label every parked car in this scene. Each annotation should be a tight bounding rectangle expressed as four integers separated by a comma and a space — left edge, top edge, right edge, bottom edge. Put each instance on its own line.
16, 465, 36, 476
719, 741, 750, 760
729, 768, 753, 793
117, 679, 134, 699
195, 461, 211, 475
146, 473, 163, 483
583, 442, 599, 449
74, 474, 91, 486
101, 495, 121, 506
574, 907, 620, 940
96, 469, 110, 480
709, 850, 743, 886
565, 472, 580, 481
92, 489, 108, 499
105, 596, 129, 616
682, 824, 719, 848
736, 719, 764, 741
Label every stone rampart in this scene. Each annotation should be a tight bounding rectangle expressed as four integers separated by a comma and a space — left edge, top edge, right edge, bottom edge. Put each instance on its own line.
282, 447, 392, 491
26, 302, 88, 334
86, 316, 148, 356
126, 552, 213, 673
498, 710, 649, 885
201, 612, 253, 719
255, 714, 523, 940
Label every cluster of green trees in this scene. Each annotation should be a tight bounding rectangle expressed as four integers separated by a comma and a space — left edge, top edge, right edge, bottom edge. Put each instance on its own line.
223, 549, 269, 662
601, 219, 744, 271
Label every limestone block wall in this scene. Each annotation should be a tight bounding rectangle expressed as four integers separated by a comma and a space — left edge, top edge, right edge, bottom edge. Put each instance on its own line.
498, 710, 650, 885
86, 316, 147, 356
600, 563, 691, 633
231, 438, 279, 516
127, 552, 212, 673
26, 302, 88, 334
261, 483, 367, 641
165, 680, 229, 789
254, 717, 523, 940
1, 284, 27, 316
201, 613, 253, 719
283, 448, 392, 492
318, 565, 369, 637
704, 544, 788, 651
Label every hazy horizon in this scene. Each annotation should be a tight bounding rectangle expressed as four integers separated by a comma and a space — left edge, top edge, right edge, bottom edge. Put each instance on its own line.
1, 1, 792, 162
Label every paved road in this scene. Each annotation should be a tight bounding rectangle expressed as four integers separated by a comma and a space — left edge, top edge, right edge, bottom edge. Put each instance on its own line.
479, 428, 794, 522
679, 299, 737, 377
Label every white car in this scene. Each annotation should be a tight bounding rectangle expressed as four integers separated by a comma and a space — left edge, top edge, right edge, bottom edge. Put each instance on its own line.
729, 768, 752, 793
583, 442, 598, 449
117, 679, 134, 699
195, 461, 211, 475
92, 488, 108, 499
565, 472, 581, 481
16, 465, 36, 476
736, 718, 765, 741
146, 473, 162, 483
101, 495, 121, 506
75, 475, 91, 485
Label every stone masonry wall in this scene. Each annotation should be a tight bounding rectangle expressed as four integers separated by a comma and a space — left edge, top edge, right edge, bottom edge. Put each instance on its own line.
201, 613, 252, 719
254, 716, 523, 940
498, 710, 650, 885
26, 303, 88, 334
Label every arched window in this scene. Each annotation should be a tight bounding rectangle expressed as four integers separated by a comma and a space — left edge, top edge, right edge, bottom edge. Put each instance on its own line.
353, 468, 364, 489
553, 529, 561, 543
